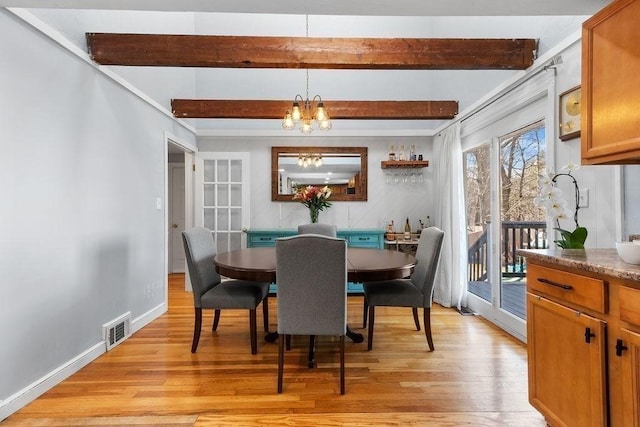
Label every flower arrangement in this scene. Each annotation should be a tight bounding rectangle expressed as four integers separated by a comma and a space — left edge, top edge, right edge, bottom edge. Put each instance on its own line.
293, 185, 332, 223
534, 162, 587, 249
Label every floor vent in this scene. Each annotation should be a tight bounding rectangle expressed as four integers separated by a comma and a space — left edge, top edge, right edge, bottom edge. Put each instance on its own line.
455, 306, 475, 316
103, 312, 131, 351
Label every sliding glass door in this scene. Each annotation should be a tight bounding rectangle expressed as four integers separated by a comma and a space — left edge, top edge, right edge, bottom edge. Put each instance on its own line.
464, 122, 546, 339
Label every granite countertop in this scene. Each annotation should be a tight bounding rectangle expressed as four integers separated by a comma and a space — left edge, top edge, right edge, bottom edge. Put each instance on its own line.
517, 248, 640, 282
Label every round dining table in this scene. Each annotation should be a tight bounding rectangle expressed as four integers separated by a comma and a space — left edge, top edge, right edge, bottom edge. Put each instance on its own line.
214, 246, 417, 347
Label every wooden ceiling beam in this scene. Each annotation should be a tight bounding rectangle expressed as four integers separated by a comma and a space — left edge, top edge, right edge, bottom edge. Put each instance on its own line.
171, 99, 458, 120
87, 33, 537, 70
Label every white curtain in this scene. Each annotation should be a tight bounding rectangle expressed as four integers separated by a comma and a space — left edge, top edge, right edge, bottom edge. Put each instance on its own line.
433, 122, 467, 309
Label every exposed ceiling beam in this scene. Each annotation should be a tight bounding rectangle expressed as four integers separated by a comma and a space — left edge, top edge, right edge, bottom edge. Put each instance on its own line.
171, 100, 459, 119
87, 34, 537, 70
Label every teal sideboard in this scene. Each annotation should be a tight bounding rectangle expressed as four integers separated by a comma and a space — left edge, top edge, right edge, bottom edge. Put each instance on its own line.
246, 228, 384, 294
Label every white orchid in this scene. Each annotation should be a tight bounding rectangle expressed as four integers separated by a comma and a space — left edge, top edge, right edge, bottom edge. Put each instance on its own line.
534, 163, 587, 249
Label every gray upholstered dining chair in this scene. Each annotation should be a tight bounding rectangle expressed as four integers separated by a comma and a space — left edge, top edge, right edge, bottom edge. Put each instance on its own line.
297, 223, 338, 237
275, 234, 348, 394
296, 223, 338, 353
363, 227, 445, 351
182, 227, 270, 355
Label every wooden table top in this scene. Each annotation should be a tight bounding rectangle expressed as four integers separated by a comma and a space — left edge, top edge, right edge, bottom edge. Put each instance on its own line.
214, 247, 416, 283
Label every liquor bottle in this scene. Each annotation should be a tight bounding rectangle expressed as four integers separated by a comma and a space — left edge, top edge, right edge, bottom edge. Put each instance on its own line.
386, 220, 395, 241
399, 145, 406, 161
410, 144, 416, 161
388, 145, 396, 161
404, 217, 411, 240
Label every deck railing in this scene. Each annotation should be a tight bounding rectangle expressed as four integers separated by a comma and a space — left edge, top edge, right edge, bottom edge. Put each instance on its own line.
468, 221, 547, 282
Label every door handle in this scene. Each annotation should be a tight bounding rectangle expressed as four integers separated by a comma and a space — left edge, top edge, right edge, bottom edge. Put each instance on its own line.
585, 327, 596, 344
172, 224, 179, 228
616, 339, 628, 357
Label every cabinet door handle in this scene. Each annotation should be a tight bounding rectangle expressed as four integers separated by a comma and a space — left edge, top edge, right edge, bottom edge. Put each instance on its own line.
616, 339, 629, 357
537, 277, 573, 291
585, 327, 596, 344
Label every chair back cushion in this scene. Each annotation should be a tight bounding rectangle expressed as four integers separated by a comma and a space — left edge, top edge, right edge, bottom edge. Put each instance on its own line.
182, 227, 221, 307
276, 234, 347, 336
412, 227, 445, 306
297, 223, 338, 237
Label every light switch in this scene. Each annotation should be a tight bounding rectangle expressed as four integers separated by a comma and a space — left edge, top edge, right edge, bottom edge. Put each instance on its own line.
156, 197, 162, 210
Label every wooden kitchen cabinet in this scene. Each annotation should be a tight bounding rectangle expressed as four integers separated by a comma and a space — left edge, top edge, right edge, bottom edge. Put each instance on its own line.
526, 265, 607, 426
521, 253, 640, 426
582, 0, 640, 164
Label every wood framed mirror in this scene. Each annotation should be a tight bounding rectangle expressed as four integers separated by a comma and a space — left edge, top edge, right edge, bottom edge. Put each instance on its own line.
272, 146, 368, 202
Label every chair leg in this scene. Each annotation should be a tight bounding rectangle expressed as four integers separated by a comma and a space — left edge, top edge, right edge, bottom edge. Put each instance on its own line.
423, 307, 434, 351
286, 334, 291, 350
249, 309, 257, 355
262, 296, 269, 332
191, 308, 202, 353
308, 335, 316, 368
212, 309, 221, 331
277, 334, 285, 393
362, 297, 368, 328
367, 306, 375, 351
340, 335, 345, 395
412, 307, 421, 331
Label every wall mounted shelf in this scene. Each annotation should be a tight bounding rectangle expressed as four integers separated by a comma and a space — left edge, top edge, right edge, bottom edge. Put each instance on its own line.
381, 160, 429, 169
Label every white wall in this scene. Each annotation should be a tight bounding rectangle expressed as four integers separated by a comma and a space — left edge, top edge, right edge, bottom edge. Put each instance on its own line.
624, 166, 640, 239
0, 9, 196, 419
197, 136, 435, 231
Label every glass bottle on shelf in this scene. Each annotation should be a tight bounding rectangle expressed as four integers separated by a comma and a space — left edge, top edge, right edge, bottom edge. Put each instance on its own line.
410, 144, 416, 161
399, 145, 406, 161
386, 220, 395, 241
388, 145, 396, 161
404, 217, 411, 240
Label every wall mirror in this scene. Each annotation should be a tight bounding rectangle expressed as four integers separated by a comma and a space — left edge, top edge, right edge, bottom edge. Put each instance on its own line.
272, 146, 368, 202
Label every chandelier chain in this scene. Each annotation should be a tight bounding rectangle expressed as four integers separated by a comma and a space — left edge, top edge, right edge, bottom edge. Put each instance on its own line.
305, 15, 309, 99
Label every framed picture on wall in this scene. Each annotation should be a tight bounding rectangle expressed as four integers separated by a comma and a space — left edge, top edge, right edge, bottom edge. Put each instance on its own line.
559, 85, 581, 141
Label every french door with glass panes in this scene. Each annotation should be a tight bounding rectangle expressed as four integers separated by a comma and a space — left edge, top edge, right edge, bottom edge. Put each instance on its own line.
195, 153, 250, 253
463, 123, 546, 340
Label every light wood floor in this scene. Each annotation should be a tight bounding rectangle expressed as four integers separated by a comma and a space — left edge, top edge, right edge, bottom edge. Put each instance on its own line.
4, 274, 545, 426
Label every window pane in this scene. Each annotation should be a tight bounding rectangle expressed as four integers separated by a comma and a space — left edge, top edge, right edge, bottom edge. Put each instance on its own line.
230, 233, 242, 252
230, 184, 242, 206
499, 125, 547, 319
217, 160, 229, 182
204, 208, 215, 230
230, 160, 242, 182
464, 143, 492, 303
203, 184, 215, 206
216, 232, 229, 254
217, 208, 229, 231
204, 160, 215, 182
217, 184, 229, 207
230, 208, 242, 230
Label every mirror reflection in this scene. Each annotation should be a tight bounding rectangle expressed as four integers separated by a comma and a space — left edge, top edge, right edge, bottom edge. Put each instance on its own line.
271, 146, 368, 201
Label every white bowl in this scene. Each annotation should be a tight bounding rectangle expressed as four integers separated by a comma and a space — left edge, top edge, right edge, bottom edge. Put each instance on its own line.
616, 242, 640, 265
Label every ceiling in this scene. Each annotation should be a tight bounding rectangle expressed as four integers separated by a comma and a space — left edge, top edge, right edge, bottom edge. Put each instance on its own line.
3, 0, 611, 136
1, 1, 609, 16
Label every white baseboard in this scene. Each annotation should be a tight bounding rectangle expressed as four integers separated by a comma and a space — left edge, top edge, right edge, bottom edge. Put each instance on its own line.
0, 302, 167, 422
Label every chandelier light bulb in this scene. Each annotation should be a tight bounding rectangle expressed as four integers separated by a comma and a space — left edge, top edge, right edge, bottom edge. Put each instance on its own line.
291, 102, 302, 122
282, 111, 295, 130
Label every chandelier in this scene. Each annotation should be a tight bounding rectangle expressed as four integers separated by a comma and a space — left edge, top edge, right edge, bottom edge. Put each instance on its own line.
282, 16, 332, 135
297, 154, 323, 168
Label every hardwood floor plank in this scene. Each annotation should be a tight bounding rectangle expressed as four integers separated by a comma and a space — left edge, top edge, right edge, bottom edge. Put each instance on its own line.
5, 274, 544, 426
